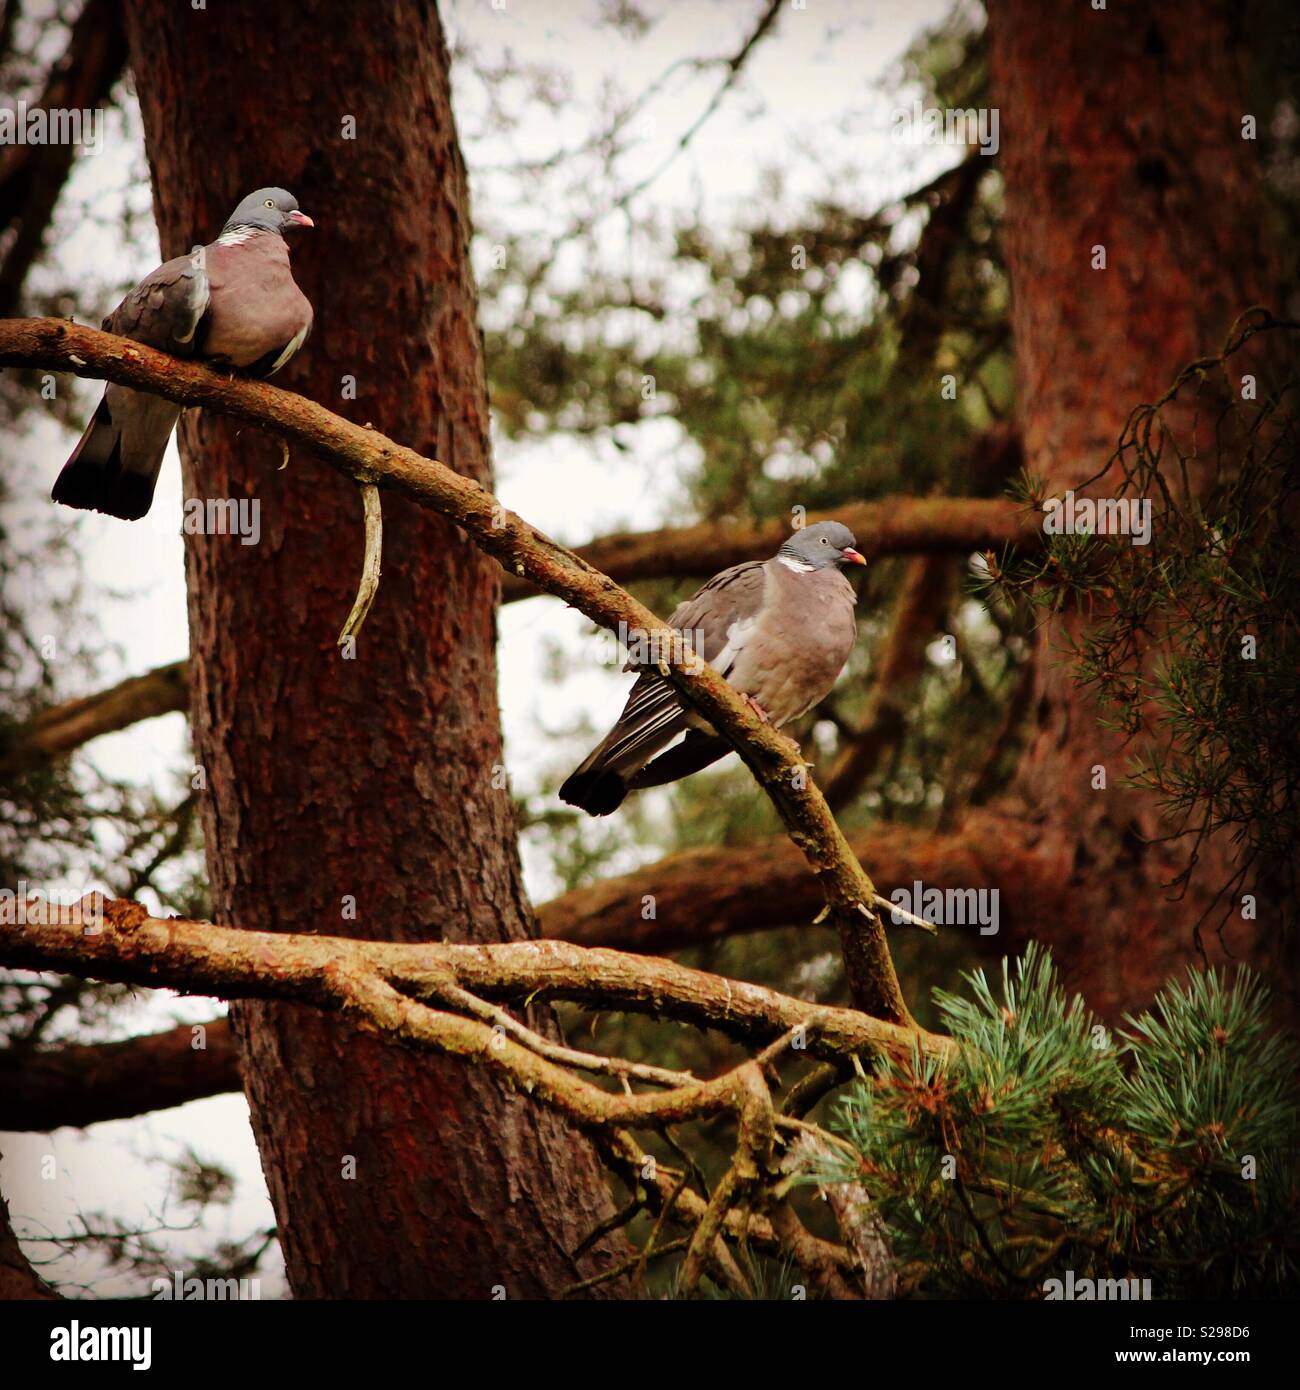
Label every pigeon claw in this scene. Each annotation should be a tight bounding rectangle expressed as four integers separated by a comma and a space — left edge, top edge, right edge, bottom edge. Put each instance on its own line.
742, 694, 771, 723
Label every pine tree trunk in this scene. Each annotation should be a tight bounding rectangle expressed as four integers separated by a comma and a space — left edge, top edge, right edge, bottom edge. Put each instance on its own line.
987, 0, 1286, 1018
121, 0, 630, 1297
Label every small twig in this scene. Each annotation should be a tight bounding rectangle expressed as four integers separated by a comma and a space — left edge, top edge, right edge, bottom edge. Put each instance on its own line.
871, 893, 938, 935
680, 1065, 772, 1296
755, 1022, 812, 1068
336, 482, 382, 647
775, 1114, 861, 1161
438, 981, 693, 1089
654, 1124, 712, 1200
570, 1197, 641, 1262
681, 1165, 754, 1298
633, 1169, 691, 1291
781, 1060, 850, 1118
560, 1237, 690, 1298
595, 1128, 860, 1280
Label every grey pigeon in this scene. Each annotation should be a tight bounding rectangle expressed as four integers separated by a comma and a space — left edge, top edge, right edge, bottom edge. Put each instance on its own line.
52, 187, 314, 521
560, 520, 866, 816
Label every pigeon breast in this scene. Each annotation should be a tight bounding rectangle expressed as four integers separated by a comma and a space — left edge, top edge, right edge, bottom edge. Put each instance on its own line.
727, 560, 857, 725
200, 231, 312, 373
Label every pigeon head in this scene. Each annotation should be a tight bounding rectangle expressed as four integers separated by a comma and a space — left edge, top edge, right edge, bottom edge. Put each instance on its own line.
778, 521, 866, 571
223, 187, 314, 236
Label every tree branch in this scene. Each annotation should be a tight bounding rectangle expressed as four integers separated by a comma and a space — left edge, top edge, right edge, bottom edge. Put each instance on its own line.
0, 477, 1028, 773
0, 659, 188, 778
0, 896, 950, 1065
0, 1017, 238, 1131
498, 479, 1032, 602
0, 316, 913, 1021
6, 809, 1031, 1131
2, 812, 1027, 1129
537, 813, 1047, 954
2, 893, 948, 1294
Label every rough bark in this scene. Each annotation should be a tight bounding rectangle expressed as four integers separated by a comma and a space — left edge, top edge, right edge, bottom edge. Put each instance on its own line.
987, 0, 1280, 1017
119, 0, 628, 1298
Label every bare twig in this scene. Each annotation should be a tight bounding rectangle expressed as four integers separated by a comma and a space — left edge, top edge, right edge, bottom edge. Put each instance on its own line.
336, 481, 383, 648
437, 980, 694, 1089
871, 892, 939, 935
560, 1236, 689, 1298
609, 0, 783, 218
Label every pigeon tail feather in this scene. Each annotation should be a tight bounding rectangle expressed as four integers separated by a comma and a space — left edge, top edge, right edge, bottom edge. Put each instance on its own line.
558, 765, 629, 817
51, 393, 169, 520
629, 732, 730, 790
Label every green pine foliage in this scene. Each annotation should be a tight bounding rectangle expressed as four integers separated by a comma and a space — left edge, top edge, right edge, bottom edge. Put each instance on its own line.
820, 944, 1300, 1298
980, 314, 1300, 936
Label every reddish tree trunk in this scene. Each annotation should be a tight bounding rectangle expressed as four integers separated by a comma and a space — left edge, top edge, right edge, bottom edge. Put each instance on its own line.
987, 0, 1284, 1018
121, 0, 629, 1297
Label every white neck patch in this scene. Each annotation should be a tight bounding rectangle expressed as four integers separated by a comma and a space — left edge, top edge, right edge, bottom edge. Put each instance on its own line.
778, 555, 815, 573
216, 226, 262, 246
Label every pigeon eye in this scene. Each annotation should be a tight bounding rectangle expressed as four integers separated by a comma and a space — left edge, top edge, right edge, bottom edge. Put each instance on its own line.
264, 199, 275, 208
820, 537, 828, 545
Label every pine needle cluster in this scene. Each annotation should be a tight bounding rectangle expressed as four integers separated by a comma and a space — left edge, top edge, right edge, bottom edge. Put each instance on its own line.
821, 944, 1300, 1298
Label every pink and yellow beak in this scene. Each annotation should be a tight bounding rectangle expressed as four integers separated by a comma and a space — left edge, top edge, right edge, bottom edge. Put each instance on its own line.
842, 547, 867, 566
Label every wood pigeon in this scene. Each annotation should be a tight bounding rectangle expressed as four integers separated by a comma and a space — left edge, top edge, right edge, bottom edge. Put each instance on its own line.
51, 187, 315, 521
560, 520, 867, 816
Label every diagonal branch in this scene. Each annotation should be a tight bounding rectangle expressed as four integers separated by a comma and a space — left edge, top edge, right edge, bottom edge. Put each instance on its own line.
0, 658, 188, 779
0, 316, 912, 1021
0, 480, 1028, 773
